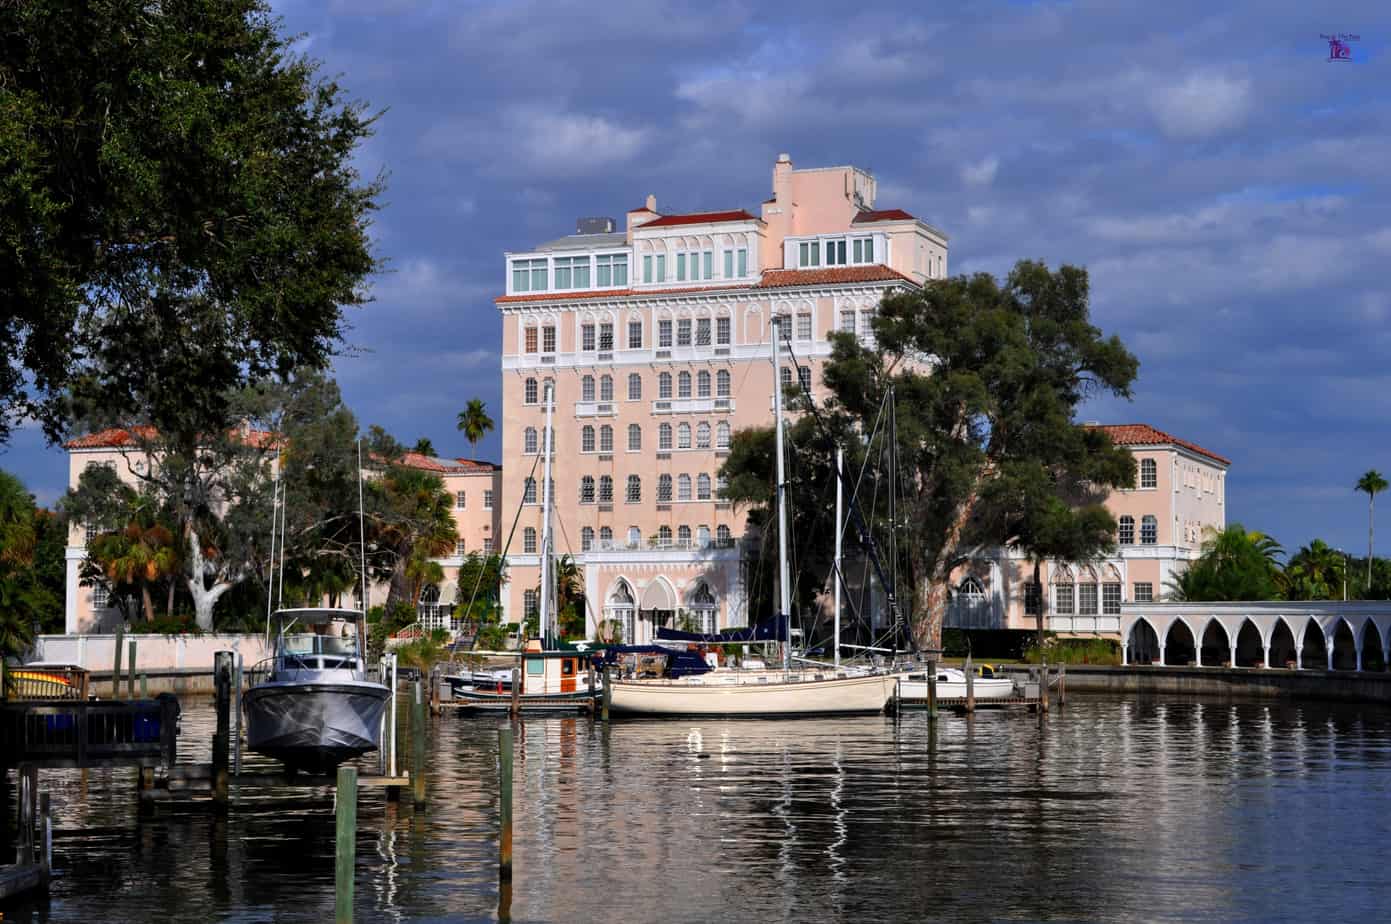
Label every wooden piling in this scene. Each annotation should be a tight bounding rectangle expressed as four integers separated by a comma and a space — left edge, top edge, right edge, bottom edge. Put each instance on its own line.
1058, 663, 1067, 707
39, 791, 50, 870
588, 664, 596, 714
233, 654, 243, 776
925, 658, 938, 720
335, 765, 358, 924
510, 667, 521, 718
964, 655, 975, 713
140, 673, 148, 698
1040, 659, 1050, 713
601, 664, 612, 722
498, 726, 514, 882
127, 639, 137, 698
112, 623, 125, 699
411, 680, 427, 807
213, 651, 233, 809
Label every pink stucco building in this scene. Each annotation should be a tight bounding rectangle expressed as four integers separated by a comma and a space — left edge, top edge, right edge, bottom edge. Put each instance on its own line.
495, 153, 949, 642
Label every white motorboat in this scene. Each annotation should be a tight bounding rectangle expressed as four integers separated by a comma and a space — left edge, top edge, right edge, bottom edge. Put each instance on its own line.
243, 608, 391, 773
896, 666, 1016, 700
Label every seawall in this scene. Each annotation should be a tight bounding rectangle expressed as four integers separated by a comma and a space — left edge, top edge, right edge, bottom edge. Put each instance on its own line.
1028, 663, 1391, 705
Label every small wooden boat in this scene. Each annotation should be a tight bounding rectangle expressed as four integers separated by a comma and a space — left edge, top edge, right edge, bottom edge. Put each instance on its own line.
443, 642, 595, 712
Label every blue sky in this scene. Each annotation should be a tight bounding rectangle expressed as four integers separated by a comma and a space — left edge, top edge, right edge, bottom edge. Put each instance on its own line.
4, 0, 1389, 561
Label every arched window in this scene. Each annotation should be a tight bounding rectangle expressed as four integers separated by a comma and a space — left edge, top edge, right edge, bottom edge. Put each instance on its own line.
716, 369, 731, 397
598, 475, 613, 503
697, 370, 711, 398
628, 373, 642, 401
696, 422, 711, 448
1140, 458, 1157, 489
659, 423, 673, 450
524, 378, 538, 404
677, 525, 692, 547
688, 580, 717, 633
418, 584, 448, 632
1118, 515, 1135, 544
678, 371, 692, 398
626, 475, 641, 503
657, 474, 673, 502
696, 525, 711, 548
523, 478, 537, 504
626, 526, 641, 548
957, 576, 985, 603
716, 422, 730, 449
678, 423, 692, 449
628, 424, 642, 451
523, 427, 538, 454
581, 375, 596, 402
1141, 515, 1158, 544
523, 589, 539, 621
627, 317, 643, 349
581, 527, 594, 551
697, 474, 712, 499
599, 425, 613, 453
599, 526, 613, 546
582, 425, 595, 453
523, 527, 537, 554
716, 525, 732, 547
780, 366, 793, 390
606, 579, 636, 644
678, 474, 692, 501
657, 525, 672, 547
600, 375, 614, 402
659, 372, 672, 399
580, 476, 595, 504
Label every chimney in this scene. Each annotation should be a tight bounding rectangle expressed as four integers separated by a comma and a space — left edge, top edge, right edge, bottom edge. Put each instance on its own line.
761, 152, 794, 264
626, 194, 659, 241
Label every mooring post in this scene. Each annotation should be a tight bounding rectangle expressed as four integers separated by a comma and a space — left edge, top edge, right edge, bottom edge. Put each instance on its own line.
601, 663, 612, 723
1058, 663, 1067, 707
335, 765, 358, 924
587, 663, 596, 715
510, 667, 521, 718
112, 623, 125, 699
213, 650, 233, 809
411, 680, 427, 807
40, 791, 51, 870
127, 639, 137, 698
498, 726, 514, 882
1040, 659, 1050, 713
964, 654, 975, 713
925, 657, 938, 720
140, 673, 148, 698
233, 653, 244, 776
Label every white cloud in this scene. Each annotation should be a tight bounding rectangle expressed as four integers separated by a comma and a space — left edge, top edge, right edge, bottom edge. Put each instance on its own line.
421, 104, 652, 178
1148, 71, 1252, 139
961, 155, 999, 187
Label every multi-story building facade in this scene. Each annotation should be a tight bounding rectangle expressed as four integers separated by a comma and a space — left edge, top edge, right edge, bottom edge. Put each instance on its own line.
946, 423, 1231, 636
496, 153, 949, 643
61, 429, 501, 634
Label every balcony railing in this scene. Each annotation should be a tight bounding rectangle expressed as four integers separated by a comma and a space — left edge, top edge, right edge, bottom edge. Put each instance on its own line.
652, 398, 735, 415
574, 402, 616, 418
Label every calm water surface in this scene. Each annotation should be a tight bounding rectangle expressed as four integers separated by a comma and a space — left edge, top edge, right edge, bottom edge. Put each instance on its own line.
5, 696, 1391, 922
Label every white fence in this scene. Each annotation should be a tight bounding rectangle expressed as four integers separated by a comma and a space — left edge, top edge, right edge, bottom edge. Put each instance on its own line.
30, 633, 272, 672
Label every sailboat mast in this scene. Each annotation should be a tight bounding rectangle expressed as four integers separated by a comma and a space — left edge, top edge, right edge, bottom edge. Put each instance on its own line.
265, 465, 280, 639
539, 380, 556, 646
357, 439, 369, 615
834, 446, 843, 669
771, 316, 792, 673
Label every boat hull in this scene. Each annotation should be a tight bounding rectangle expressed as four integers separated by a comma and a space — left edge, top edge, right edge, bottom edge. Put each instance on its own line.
243, 680, 390, 772
896, 677, 1016, 700
609, 672, 895, 717
449, 688, 595, 713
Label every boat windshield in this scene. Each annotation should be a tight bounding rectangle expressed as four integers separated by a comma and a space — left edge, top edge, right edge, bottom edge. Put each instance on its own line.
278, 619, 361, 658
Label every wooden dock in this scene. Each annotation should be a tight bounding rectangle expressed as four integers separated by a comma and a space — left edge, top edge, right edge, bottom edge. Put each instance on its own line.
0, 695, 180, 770
897, 695, 1043, 712
140, 763, 411, 801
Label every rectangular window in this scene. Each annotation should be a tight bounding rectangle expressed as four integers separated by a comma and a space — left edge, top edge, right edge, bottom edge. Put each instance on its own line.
530, 260, 547, 291
554, 257, 572, 289
724, 250, 734, 278
799, 241, 820, 267
1055, 583, 1074, 615
599, 323, 614, 351
483, 490, 494, 509
826, 239, 846, 265
542, 325, 556, 353
628, 374, 641, 400
596, 254, 626, 287
1102, 583, 1122, 615
581, 324, 595, 352
702, 251, 713, 280
1133, 582, 1153, 603
656, 254, 666, 282
483, 537, 494, 553
852, 237, 874, 264
524, 327, 538, 354
676, 319, 692, 347
796, 312, 812, 340
92, 585, 108, 609
628, 320, 642, 349
455, 491, 466, 510
840, 310, 855, 334
512, 258, 547, 292
737, 248, 748, 277
1078, 584, 1099, 614
798, 365, 811, 395
696, 318, 711, 346
859, 311, 874, 340
643, 255, 653, 284
1024, 581, 1040, 615
676, 252, 686, 282
716, 317, 730, 345
658, 320, 673, 348
456, 540, 467, 557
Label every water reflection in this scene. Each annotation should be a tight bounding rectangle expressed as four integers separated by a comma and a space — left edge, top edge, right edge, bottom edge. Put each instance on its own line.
7, 698, 1391, 922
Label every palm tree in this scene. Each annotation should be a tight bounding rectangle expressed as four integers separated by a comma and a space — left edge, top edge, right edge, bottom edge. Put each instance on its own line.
411, 437, 437, 457
89, 521, 179, 622
1283, 539, 1345, 601
1357, 470, 1387, 590
456, 399, 495, 452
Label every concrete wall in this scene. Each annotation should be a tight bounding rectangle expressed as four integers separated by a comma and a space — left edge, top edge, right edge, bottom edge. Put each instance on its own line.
30, 633, 272, 672
1044, 663, 1391, 705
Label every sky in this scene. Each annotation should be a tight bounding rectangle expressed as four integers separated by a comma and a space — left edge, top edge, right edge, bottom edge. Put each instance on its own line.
3, 0, 1389, 560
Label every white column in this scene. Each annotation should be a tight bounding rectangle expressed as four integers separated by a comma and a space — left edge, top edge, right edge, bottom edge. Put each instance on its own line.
1229, 643, 1237, 669
1326, 636, 1334, 671
1262, 644, 1270, 669
1158, 644, 1166, 666
1121, 643, 1129, 666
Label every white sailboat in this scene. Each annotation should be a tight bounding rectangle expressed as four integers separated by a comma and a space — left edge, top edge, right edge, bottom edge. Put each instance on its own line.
608, 316, 897, 717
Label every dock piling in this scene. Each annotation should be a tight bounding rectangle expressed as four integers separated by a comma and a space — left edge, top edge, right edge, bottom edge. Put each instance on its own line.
411, 680, 427, 807
601, 664, 612, 722
925, 658, 939, 720
964, 655, 975, 714
213, 651, 233, 809
1040, 659, 1050, 713
112, 623, 125, 699
1058, 663, 1067, 707
335, 765, 358, 924
510, 668, 521, 718
499, 726, 514, 882
233, 654, 243, 776
127, 639, 137, 698
39, 791, 50, 870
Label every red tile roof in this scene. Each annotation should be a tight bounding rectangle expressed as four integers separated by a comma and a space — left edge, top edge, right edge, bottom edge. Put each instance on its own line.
1090, 424, 1230, 466
754, 265, 916, 289
637, 209, 760, 228
628, 205, 654, 213
852, 208, 916, 223
396, 452, 499, 474
64, 426, 278, 450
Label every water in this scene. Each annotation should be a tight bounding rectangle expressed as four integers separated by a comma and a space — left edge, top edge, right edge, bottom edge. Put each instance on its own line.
7, 696, 1391, 922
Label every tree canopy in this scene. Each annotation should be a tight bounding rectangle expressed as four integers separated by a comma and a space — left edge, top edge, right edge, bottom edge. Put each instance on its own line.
0, 0, 382, 446
0, 470, 65, 659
